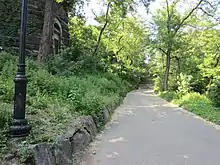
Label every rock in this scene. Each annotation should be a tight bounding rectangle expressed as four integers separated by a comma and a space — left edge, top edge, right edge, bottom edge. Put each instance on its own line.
4, 154, 15, 161
106, 106, 112, 114
78, 116, 97, 138
71, 128, 92, 154
3, 108, 121, 165
29, 116, 98, 165
32, 143, 55, 165
2, 158, 21, 165
66, 116, 97, 139
54, 137, 73, 165
103, 108, 110, 124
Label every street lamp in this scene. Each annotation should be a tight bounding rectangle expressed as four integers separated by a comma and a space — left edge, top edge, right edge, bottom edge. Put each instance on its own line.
10, 0, 31, 137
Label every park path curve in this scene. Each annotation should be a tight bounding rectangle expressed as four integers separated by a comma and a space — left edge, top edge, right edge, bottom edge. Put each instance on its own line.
79, 89, 220, 165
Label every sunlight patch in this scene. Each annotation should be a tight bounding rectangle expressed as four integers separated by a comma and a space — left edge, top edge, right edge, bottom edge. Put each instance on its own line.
109, 137, 128, 143
162, 103, 178, 108
106, 152, 119, 159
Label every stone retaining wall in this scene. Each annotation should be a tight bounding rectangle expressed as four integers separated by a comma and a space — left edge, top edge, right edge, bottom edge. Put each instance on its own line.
4, 101, 122, 165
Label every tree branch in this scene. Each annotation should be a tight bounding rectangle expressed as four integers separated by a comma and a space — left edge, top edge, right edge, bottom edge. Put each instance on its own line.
141, 0, 150, 13
91, 9, 99, 19
116, 47, 123, 55
166, 0, 170, 33
93, 2, 111, 55
199, 7, 214, 17
203, 0, 215, 9
199, 7, 220, 22
158, 47, 167, 55
118, 35, 123, 44
175, 0, 204, 33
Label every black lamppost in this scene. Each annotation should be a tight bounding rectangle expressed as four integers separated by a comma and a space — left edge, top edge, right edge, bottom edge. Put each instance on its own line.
10, 0, 31, 137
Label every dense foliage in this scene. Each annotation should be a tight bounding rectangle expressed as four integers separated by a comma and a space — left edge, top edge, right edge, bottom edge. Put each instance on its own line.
160, 91, 220, 125
0, 51, 134, 161
150, 0, 220, 126
150, 0, 220, 94
0, 0, 151, 161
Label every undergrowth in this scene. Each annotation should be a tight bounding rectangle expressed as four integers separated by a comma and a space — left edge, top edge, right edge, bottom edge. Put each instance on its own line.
0, 52, 135, 161
159, 91, 220, 125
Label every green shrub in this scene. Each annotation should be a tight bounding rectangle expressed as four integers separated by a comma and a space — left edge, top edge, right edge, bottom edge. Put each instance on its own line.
0, 103, 10, 129
207, 84, 220, 107
46, 50, 74, 76
46, 49, 105, 76
0, 79, 14, 102
104, 72, 132, 94
0, 52, 16, 72
177, 73, 193, 95
190, 79, 207, 94
177, 93, 212, 107
0, 103, 11, 155
160, 91, 220, 125
159, 91, 180, 102
85, 75, 118, 94
153, 75, 163, 93
175, 93, 218, 120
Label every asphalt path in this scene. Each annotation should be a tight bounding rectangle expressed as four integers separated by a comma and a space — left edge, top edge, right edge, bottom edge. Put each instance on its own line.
79, 89, 220, 165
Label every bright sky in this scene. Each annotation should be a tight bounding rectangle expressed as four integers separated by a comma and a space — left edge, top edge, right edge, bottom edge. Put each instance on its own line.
83, 0, 195, 25
84, 0, 161, 25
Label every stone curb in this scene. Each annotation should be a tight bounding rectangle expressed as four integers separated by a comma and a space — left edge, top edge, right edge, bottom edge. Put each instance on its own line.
4, 97, 123, 165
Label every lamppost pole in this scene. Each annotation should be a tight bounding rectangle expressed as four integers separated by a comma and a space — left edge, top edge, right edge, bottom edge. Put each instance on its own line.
10, 0, 31, 137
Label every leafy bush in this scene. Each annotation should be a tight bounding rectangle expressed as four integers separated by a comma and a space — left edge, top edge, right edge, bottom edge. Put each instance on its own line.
207, 84, 220, 107
177, 92, 212, 108
160, 91, 220, 125
46, 49, 105, 76
0, 52, 16, 72
0, 103, 11, 155
175, 93, 220, 124
104, 72, 132, 94
0, 103, 10, 129
177, 73, 193, 95
159, 91, 180, 102
153, 75, 163, 93
190, 77, 207, 94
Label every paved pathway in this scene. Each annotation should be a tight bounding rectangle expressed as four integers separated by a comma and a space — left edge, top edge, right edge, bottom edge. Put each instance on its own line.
80, 89, 220, 165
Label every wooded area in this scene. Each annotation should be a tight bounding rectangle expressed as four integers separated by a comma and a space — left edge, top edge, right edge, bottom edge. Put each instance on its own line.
150, 0, 220, 103
0, 0, 220, 163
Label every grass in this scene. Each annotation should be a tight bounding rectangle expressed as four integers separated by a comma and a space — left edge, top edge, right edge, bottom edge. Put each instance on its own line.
0, 52, 134, 161
159, 91, 220, 125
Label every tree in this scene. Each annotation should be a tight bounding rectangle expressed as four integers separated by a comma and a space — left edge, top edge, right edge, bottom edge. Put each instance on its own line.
37, 0, 85, 63
37, 0, 55, 63
93, 1, 111, 55
152, 0, 204, 91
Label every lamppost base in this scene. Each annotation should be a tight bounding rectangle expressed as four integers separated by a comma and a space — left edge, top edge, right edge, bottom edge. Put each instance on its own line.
10, 119, 32, 138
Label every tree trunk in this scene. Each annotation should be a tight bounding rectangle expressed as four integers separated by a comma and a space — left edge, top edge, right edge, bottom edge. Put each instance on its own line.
93, 2, 111, 55
37, 0, 55, 63
175, 56, 180, 76
163, 49, 171, 91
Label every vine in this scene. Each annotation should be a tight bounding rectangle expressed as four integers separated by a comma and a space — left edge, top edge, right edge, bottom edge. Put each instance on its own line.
0, 0, 42, 53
